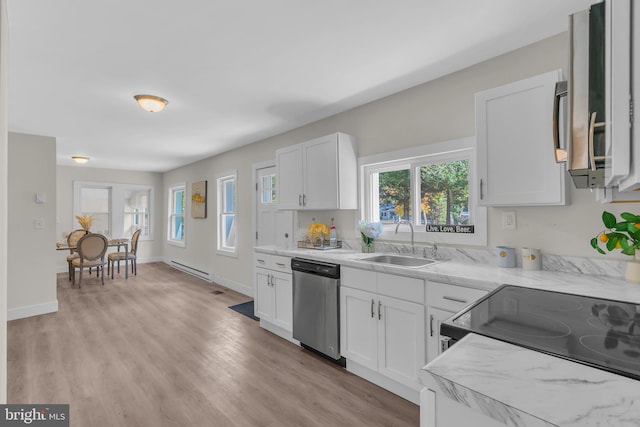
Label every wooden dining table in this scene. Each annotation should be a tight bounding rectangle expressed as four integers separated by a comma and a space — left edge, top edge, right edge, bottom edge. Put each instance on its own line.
56, 238, 130, 279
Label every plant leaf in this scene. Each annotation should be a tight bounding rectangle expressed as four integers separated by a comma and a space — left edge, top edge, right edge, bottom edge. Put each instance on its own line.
602, 211, 617, 228
614, 222, 629, 231
621, 212, 640, 222
606, 235, 619, 251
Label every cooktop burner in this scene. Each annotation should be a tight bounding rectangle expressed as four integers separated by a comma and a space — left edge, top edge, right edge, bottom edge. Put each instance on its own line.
441, 285, 640, 380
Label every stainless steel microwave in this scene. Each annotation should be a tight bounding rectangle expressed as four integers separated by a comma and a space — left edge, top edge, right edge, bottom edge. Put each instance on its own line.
554, 1, 606, 189
555, 1, 637, 192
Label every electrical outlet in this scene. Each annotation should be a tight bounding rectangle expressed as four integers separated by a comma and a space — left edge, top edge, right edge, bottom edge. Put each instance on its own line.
502, 211, 516, 230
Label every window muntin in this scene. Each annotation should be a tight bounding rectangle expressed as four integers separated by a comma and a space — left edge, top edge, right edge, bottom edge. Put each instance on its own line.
217, 172, 237, 255
124, 188, 151, 237
360, 137, 486, 246
261, 174, 276, 204
168, 185, 185, 245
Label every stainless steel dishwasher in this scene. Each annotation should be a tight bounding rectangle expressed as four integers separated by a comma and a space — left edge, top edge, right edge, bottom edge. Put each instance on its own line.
291, 257, 343, 364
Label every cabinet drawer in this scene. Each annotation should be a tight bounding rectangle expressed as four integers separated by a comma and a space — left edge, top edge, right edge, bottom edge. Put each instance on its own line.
341, 267, 376, 292
254, 253, 291, 273
271, 255, 291, 273
378, 273, 424, 303
427, 281, 487, 312
254, 253, 272, 268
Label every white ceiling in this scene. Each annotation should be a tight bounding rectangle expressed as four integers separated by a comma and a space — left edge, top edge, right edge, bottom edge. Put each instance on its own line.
7, 0, 593, 172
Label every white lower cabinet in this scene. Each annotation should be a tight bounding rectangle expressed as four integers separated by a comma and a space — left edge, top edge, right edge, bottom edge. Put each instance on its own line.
340, 268, 425, 402
254, 253, 293, 340
420, 387, 504, 427
426, 281, 488, 363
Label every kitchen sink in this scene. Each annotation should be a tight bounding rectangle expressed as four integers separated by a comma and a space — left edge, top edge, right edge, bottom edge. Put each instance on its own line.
360, 254, 439, 268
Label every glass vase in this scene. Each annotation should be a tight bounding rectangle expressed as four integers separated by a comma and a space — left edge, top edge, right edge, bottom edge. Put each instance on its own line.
362, 240, 375, 253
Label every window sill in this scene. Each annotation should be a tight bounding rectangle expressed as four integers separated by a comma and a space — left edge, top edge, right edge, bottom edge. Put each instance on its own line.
167, 240, 186, 248
216, 248, 238, 258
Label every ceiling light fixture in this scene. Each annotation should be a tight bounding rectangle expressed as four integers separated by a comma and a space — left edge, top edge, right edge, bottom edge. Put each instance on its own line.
72, 156, 90, 164
134, 94, 169, 113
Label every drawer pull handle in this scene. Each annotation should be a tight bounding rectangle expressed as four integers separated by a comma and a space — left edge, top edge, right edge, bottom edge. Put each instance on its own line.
443, 296, 467, 304
371, 299, 375, 318
257, 259, 266, 264
275, 263, 286, 267
378, 301, 382, 320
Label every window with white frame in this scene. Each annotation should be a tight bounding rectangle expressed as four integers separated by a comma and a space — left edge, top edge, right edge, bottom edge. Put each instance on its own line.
360, 137, 487, 246
217, 171, 237, 255
74, 181, 154, 239
168, 184, 186, 246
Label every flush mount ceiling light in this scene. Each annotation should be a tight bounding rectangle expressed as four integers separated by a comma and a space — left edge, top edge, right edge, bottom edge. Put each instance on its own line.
134, 94, 168, 113
72, 156, 90, 164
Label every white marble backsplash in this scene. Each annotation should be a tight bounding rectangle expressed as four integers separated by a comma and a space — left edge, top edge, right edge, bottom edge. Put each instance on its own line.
340, 239, 628, 279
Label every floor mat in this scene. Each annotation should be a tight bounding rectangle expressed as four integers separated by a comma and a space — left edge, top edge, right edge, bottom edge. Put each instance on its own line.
228, 300, 259, 321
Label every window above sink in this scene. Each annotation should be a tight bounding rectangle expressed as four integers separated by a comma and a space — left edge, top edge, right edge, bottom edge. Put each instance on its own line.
359, 136, 487, 247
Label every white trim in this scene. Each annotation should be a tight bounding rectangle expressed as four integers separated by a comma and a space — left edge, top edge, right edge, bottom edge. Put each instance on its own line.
216, 170, 237, 256
211, 273, 252, 297
167, 182, 186, 247
8, 300, 58, 321
345, 360, 419, 405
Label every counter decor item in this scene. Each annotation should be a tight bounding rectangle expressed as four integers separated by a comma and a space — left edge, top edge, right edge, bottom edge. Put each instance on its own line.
359, 220, 383, 253
496, 246, 516, 268
590, 211, 640, 283
75, 214, 93, 232
521, 247, 542, 270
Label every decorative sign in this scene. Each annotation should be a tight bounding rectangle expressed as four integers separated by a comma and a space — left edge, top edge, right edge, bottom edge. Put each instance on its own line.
426, 224, 475, 233
191, 180, 207, 218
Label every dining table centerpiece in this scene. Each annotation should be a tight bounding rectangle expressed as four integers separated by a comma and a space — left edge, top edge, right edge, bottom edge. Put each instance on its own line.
76, 214, 93, 232
591, 211, 640, 283
359, 220, 384, 253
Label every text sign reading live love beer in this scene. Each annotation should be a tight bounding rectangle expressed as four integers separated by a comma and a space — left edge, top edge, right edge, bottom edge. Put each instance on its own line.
0, 405, 69, 427
425, 224, 475, 233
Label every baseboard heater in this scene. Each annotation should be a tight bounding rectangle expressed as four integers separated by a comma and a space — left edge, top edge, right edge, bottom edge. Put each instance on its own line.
169, 260, 212, 282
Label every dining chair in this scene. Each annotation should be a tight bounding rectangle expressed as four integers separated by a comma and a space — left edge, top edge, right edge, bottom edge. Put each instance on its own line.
108, 229, 141, 279
66, 229, 88, 281
71, 233, 108, 287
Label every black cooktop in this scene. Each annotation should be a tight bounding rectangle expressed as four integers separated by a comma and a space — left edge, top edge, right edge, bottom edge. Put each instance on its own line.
441, 285, 640, 380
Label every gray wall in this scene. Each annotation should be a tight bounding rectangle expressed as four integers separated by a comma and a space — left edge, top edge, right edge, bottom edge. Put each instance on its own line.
8, 133, 57, 319
160, 32, 635, 295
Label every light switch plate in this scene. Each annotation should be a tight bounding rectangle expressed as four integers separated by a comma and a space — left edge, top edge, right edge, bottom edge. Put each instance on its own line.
502, 211, 516, 230
35, 193, 46, 204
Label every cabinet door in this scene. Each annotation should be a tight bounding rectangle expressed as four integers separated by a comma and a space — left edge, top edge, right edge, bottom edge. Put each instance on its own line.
426, 307, 454, 363
303, 135, 339, 209
272, 271, 293, 331
340, 287, 378, 371
276, 145, 303, 209
378, 295, 425, 388
255, 268, 273, 322
476, 69, 567, 206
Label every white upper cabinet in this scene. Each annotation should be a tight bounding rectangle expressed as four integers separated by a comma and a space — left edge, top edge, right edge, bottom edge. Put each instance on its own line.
276, 132, 357, 210
475, 69, 568, 206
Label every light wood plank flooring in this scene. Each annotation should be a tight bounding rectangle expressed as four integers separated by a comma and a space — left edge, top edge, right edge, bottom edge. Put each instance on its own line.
8, 262, 419, 427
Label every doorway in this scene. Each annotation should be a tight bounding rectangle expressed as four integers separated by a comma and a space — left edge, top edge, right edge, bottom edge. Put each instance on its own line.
255, 164, 293, 248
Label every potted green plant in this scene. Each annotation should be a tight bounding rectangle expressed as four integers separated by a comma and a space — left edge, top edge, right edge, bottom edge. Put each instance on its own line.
591, 211, 640, 282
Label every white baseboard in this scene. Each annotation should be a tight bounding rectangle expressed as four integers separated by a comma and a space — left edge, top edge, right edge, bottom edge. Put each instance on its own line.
8, 300, 58, 321
346, 361, 419, 405
213, 274, 252, 297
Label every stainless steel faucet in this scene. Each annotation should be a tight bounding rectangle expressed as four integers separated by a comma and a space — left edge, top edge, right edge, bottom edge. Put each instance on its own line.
395, 220, 414, 253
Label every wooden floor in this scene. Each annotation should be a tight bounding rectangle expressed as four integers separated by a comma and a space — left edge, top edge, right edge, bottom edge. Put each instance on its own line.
8, 262, 419, 427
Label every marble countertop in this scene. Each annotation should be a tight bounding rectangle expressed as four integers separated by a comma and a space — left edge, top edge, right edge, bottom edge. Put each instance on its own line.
257, 244, 640, 426
420, 333, 640, 427
255, 245, 640, 304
